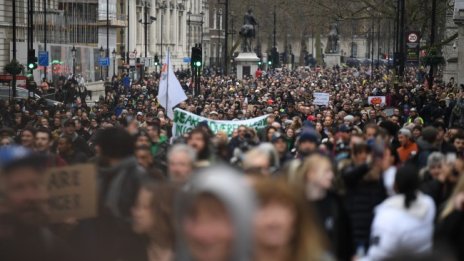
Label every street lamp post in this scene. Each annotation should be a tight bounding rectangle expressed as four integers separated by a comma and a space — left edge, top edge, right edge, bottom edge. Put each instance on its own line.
138, 1, 156, 75
200, 11, 204, 66
112, 48, 116, 77
159, 2, 167, 63
99, 46, 104, 81
187, 11, 192, 53
218, 0, 229, 74
106, 0, 109, 79
71, 45, 77, 76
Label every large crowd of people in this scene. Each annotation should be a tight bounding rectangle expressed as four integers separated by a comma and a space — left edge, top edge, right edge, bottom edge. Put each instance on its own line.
0, 64, 464, 261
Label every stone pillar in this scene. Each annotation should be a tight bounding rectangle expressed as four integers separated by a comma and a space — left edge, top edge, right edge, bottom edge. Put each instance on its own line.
129, 0, 137, 54
454, 0, 464, 85
148, 0, 161, 57
458, 26, 464, 85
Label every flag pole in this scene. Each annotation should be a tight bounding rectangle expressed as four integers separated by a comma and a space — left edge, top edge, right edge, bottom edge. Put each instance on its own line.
166, 48, 169, 116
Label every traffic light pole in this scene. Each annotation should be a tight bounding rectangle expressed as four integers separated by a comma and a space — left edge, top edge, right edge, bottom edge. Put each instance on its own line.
12, 0, 17, 99
27, 0, 35, 95
44, 0, 47, 79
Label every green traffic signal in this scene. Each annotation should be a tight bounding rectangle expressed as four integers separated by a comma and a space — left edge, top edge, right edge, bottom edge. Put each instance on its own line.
258, 61, 262, 65
28, 63, 34, 69
195, 61, 202, 67
268, 60, 272, 65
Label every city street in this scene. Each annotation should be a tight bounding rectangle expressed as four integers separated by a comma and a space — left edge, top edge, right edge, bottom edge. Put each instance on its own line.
0, 1, 463, 261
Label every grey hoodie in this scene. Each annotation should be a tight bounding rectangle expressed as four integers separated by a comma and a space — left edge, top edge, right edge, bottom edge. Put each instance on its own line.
175, 166, 256, 261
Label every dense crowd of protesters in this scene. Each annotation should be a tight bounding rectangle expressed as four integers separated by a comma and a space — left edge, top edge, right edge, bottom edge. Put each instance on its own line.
1, 64, 464, 261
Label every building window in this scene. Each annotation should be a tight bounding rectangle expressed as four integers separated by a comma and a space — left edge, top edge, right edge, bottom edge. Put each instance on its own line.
351, 42, 358, 58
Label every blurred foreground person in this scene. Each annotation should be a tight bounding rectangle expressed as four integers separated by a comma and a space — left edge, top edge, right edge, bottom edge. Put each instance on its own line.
341, 141, 387, 250
435, 173, 464, 261
242, 144, 279, 176
361, 164, 435, 261
187, 127, 213, 167
71, 127, 147, 261
291, 154, 354, 261
0, 146, 70, 261
167, 144, 197, 184
132, 181, 178, 261
176, 166, 256, 261
253, 178, 331, 261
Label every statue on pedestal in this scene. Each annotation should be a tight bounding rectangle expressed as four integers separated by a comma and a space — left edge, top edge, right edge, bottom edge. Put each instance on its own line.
326, 23, 339, 54
239, 9, 258, 52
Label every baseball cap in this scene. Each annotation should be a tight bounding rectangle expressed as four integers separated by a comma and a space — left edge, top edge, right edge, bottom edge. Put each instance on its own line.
0, 146, 47, 173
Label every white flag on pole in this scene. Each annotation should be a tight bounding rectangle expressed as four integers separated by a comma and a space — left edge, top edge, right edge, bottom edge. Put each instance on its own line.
157, 49, 187, 119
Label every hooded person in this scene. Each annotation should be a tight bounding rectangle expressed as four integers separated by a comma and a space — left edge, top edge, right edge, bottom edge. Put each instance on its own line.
175, 165, 256, 261
360, 164, 435, 260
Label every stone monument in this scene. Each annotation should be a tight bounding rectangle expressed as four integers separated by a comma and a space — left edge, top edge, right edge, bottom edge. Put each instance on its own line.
443, 0, 458, 83
235, 9, 260, 80
324, 23, 341, 67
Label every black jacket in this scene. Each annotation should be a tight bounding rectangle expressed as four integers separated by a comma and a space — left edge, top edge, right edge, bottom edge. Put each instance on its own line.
67, 157, 148, 261
342, 163, 387, 248
313, 192, 354, 261
0, 215, 72, 261
435, 210, 464, 261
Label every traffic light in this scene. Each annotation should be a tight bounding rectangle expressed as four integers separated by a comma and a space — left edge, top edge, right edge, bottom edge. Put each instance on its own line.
191, 45, 202, 68
27, 49, 37, 70
258, 60, 262, 65
154, 55, 159, 66
268, 60, 272, 65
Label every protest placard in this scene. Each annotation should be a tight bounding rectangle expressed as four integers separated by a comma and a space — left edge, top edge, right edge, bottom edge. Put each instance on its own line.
313, 92, 330, 106
46, 164, 98, 223
173, 108, 269, 137
368, 96, 386, 106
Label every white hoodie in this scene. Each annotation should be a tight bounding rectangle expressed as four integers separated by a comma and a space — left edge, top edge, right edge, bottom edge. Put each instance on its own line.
360, 192, 436, 261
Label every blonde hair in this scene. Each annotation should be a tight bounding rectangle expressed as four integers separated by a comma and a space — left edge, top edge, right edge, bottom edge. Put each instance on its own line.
440, 173, 464, 220
289, 154, 331, 186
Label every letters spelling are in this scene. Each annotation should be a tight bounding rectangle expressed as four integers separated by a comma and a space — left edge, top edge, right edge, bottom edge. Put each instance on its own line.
47, 170, 80, 191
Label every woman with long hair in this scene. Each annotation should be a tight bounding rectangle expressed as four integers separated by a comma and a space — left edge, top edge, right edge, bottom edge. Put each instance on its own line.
187, 127, 213, 167
435, 173, 464, 261
289, 154, 354, 261
132, 181, 178, 261
253, 178, 330, 261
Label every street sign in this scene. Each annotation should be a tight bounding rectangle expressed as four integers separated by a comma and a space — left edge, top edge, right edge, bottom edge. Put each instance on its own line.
183, 57, 191, 63
129, 52, 136, 59
129, 58, 136, 67
98, 57, 109, 67
144, 57, 151, 67
406, 31, 420, 64
38, 51, 49, 66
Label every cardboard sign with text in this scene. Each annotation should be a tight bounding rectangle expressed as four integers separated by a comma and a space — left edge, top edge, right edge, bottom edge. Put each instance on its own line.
46, 164, 98, 223
313, 92, 330, 106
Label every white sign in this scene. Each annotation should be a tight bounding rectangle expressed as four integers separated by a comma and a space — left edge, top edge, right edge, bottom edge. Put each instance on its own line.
368, 96, 386, 106
144, 57, 151, 67
129, 52, 136, 59
313, 92, 330, 106
129, 58, 136, 66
